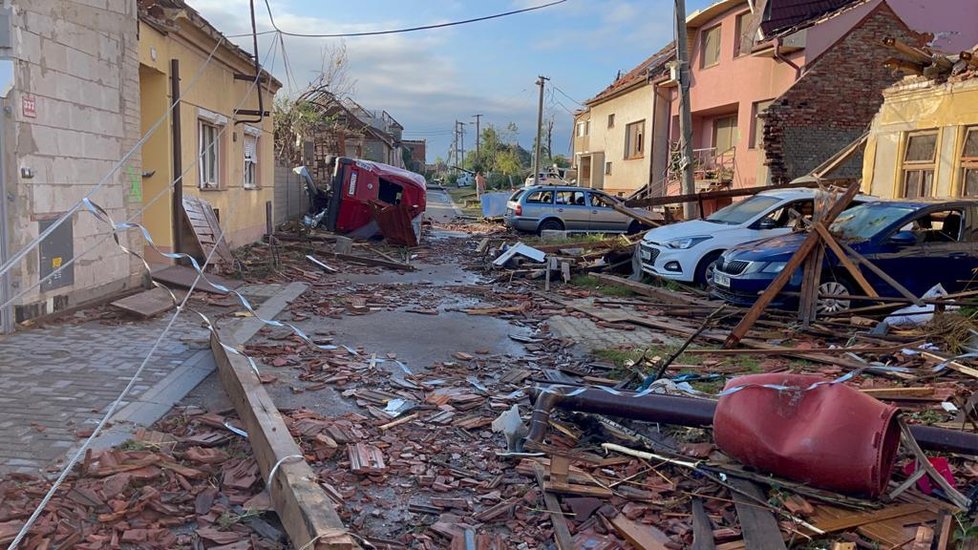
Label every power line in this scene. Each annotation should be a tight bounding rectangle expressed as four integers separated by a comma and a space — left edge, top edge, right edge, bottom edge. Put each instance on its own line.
551, 83, 584, 106
261, 0, 567, 38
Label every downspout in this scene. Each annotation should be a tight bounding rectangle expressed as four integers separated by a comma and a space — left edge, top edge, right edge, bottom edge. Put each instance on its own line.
773, 37, 803, 79
170, 59, 183, 258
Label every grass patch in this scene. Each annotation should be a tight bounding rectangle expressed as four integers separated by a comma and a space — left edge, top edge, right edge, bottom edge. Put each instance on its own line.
445, 187, 482, 217
570, 275, 635, 297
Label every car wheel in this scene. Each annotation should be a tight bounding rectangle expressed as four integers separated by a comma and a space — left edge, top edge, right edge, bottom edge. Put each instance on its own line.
816, 278, 852, 314
538, 218, 564, 234
694, 251, 723, 287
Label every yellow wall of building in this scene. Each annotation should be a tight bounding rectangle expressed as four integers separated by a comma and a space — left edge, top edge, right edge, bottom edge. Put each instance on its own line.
139, 21, 279, 257
576, 84, 655, 196
863, 78, 978, 198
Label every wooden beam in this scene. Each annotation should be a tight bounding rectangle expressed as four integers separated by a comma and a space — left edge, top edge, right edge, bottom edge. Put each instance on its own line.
589, 273, 708, 305
834, 239, 921, 305
812, 222, 878, 298
724, 181, 861, 347
532, 464, 574, 550
729, 478, 787, 550
691, 498, 716, 550
624, 181, 831, 208
211, 333, 358, 550
611, 202, 662, 227
333, 252, 415, 271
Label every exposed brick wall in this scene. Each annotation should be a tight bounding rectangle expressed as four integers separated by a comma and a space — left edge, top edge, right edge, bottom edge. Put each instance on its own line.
762, 3, 925, 182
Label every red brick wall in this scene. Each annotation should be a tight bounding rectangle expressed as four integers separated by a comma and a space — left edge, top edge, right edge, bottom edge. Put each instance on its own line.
762, 3, 926, 182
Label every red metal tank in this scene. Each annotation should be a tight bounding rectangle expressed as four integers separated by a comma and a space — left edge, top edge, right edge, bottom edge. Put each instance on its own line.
713, 373, 900, 497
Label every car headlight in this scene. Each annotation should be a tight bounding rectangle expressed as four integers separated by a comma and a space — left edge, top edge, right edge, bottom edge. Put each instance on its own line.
760, 261, 787, 273
664, 236, 712, 249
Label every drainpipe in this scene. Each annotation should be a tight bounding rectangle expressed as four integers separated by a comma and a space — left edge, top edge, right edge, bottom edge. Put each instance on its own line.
170, 59, 183, 258
773, 37, 803, 79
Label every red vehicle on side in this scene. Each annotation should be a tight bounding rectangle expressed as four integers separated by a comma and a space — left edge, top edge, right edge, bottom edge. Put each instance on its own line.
324, 157, 427, 238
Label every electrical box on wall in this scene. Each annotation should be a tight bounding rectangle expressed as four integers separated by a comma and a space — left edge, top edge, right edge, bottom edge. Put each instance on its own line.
39, 219, 74, 292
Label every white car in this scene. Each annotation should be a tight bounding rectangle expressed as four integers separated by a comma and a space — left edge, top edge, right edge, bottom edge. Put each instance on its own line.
638, 188, 866, 285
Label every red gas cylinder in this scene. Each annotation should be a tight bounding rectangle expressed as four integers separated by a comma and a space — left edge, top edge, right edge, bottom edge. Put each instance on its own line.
713, 373, 901, 497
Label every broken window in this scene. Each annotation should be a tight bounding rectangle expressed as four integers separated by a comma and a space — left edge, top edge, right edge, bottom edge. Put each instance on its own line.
525, 190, 553, 204
902, 209, 965, 243
605, 161, 612, 175
734, 11, 752, 57
701, 24, 722, 68
607, 114, 615, 128
625, 120, 645, 159
750, 100, 773, 149
901, 131, 938, 198
378, 177, 403, 204
961, 127, 978, 196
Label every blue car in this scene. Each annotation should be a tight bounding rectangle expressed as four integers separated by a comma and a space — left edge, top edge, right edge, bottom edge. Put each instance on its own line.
711, 199, 978, 312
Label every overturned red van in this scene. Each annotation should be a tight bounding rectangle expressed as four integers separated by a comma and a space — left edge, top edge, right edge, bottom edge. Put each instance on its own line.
324, 157, 427, 238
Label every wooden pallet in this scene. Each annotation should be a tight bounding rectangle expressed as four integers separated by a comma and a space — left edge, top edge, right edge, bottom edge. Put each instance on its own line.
182, 196, 233, 266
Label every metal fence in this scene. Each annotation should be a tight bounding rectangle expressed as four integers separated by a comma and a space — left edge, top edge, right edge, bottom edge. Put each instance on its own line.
273, 162, 309, 225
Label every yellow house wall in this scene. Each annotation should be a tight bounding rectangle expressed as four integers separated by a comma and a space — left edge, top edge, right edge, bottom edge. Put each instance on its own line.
583, 84, 654, 196
863, 78, 978, 198
139, 21, 278, 255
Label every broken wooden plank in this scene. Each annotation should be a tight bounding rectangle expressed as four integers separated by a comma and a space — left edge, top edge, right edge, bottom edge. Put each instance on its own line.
532, 463, 574, 550
809, 504, 927, 534
333, 252, 415, 271
606, 514, 671, 550
729, 478, 787, 550
590, 273, 706, 305
110, 287, 176, 318
183, 195, 234, 265
691, 497, 716, 550
211, 331, 358, 550
812, 222, 878, 298
151, 264, 242, 295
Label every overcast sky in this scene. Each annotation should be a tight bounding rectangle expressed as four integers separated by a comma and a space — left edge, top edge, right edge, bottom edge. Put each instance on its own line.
191, 0, 716, 164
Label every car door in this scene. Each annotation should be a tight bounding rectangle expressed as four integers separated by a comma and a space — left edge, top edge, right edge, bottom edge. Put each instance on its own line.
865, 207, 970, 296
588, 191, 629, 232
522, 189, 555, 225
554, 189, 590, 231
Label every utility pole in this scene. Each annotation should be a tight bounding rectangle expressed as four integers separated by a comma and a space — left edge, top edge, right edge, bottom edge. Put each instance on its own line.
675, 0, 697, 219
533, 75, 549, 185
473, 114, 483, 165
460, 122, 465, 169
454, 120, 462, 174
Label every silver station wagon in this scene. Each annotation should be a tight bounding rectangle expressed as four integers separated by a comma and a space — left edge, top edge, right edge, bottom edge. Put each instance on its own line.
503, 185, 644, 235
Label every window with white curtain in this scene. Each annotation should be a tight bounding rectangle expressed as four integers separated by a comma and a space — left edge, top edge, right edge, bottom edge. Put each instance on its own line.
243, 134, 258, 189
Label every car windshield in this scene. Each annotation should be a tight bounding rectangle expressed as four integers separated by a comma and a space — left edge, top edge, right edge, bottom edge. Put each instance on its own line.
830, 203, 917, 241
705, 195, 781, 225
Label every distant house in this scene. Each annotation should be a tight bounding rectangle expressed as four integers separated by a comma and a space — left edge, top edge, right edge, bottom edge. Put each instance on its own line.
572, 45, 675, 196
573, 0, 978, 203
300, 95, 406, 184
862, 46, 978, 198
402, 139, 427, 173
138, 0, 281, 260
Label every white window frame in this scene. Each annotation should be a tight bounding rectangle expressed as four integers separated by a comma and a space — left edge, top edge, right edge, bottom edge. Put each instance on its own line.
243, 125, 261, 190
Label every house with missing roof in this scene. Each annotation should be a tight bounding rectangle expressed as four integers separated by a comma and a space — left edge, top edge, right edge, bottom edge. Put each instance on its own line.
573, 0, 978, 204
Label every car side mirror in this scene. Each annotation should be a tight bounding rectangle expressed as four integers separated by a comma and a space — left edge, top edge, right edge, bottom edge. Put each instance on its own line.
756, 219, 777, 230
889, 230, 917, 246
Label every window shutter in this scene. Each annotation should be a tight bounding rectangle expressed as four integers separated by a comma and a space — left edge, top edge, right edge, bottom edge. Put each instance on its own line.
244, 135, 257, 160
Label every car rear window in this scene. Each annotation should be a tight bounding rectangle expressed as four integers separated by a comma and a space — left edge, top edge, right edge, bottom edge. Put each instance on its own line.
509, 190, 525, 202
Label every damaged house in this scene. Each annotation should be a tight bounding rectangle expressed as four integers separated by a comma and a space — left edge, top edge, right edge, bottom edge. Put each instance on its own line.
573, 0, 978, 200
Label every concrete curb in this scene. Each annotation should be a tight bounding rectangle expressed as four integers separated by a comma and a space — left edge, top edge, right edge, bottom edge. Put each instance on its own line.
89, 282, 310, 449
